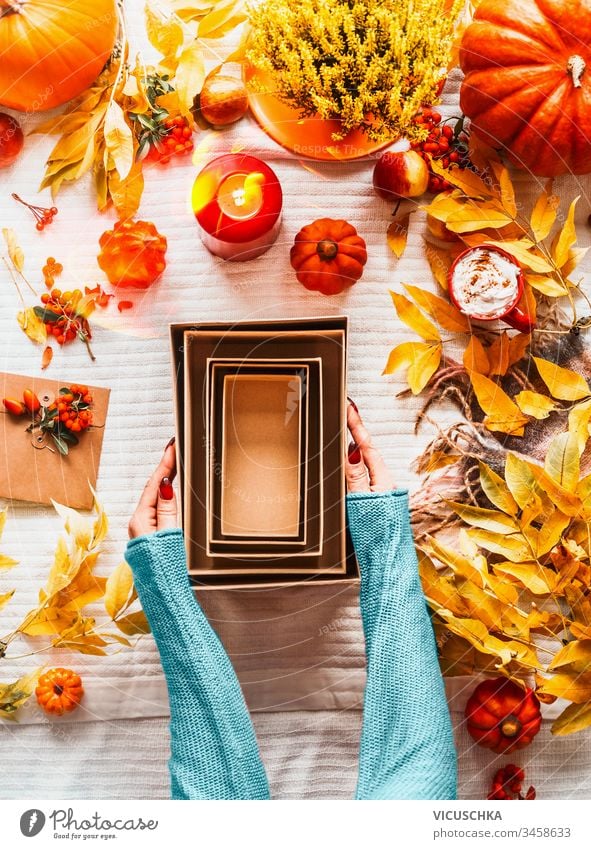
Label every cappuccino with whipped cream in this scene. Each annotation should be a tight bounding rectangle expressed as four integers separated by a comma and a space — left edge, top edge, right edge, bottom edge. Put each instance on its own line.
451, 247, 521, 319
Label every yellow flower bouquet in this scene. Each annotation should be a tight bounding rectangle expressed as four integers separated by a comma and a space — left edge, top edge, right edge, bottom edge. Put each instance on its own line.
246, 0, 464, 142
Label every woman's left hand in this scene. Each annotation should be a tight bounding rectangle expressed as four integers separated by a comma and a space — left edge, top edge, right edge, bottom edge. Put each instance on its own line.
128, 439, 179, 538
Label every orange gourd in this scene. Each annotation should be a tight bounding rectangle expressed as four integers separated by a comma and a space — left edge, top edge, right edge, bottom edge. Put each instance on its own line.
36, 668, 84, 716
290, 218, 367, 296
465, 677, 542, 754
0, 0, 118, 112
459, 0, 591, 176
98, 219, 168, 289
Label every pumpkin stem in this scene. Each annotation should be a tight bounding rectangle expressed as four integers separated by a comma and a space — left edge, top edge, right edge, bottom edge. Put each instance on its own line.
500, 715, 522, 738
567, 55, 586, 89
316, 239, 339, 261
53, 684, 64, 696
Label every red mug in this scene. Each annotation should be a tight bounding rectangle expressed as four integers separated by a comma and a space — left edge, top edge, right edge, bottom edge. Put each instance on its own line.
448, 244, 536, 335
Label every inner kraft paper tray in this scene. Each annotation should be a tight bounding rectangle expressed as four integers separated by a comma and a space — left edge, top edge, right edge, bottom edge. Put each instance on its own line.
170, 317, 358, 588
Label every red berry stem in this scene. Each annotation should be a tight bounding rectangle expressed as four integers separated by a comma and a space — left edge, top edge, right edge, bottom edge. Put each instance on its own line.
12, 193, 58, 230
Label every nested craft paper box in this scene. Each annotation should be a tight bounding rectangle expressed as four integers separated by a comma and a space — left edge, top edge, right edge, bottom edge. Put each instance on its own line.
0, 372, 110, 510
170, 317, 358, 589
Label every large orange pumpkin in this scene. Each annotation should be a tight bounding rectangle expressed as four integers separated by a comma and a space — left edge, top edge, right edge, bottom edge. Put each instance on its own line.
0, 0, 118, 112
459, 0, 591, 176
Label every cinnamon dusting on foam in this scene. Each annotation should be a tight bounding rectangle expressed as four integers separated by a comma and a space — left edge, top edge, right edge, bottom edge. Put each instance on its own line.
452, 247, 520, 318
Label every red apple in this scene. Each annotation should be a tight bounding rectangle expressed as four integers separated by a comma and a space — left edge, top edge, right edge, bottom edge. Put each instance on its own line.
0, 112, 24, 168
373, 150, 429, 201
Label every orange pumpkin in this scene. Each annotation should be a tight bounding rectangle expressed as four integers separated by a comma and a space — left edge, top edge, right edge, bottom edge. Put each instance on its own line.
0, 0, 118, 112
98, 219, 168, 289
465, 677, 542, 754
290, 218, 367, 296
459, 0, 591, 176
36, 668, 84, 716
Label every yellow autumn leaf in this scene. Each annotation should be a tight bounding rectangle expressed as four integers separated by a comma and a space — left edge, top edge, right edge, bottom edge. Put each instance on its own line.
383, 341, 441, 394
446, 501, 520, 534
108, 160, 144, 220
544, 432, 580, 492
175, 42, 206, 118
525, 273, 568, 297
493, 560, 557, 595
0, 554, 18, 571
478, 461, 518, 515
486, 332, 510, 377
423, 536, 485, 587
2, 228, 24, 272
530, 179, 558, 241
526, 462, 582, 517
0, 669, 42, 719
145, 1, 184, 62
422, 451, 461, 474
552, 196, 579, 268
424, 240, 452, 290
463, 336, 489, 374
549, 639, 591, 672
383, 341, 420, 375
469, 371, 529, 436
51, 501, 93, 550
490, 161, 517, 217
524, 510, 570, 558
504, 452, 547, 511
103, 101, 134, 180
390, 292, 440, 341
17, 308, 47, 346
480, 238, 553, 274
422, 191, 464, 222
568, 399, 591, 453
533, 356, 590, 401
537, 672, 591, 704
403, 284, 470, 332
198, 0, 247, 38
105, 561, 135, 620
508, 333, 531, 367
387, 214, 412, 259
562, 246, 589, 278
0, 590, 14, 613
429, 158, 492, 199
515, 391, 557, 420
466, 528, 532, 562
19, 607, 75, 637
115, 610, 151, 636
552, 701, 591, 736
445, 204, 514, 234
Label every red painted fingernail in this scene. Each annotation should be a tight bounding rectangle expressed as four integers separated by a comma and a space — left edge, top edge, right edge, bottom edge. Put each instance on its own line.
159, 477, 174, 500
347, 396, 359, 413
166, 436, 176, 449
348, 441, 362, 464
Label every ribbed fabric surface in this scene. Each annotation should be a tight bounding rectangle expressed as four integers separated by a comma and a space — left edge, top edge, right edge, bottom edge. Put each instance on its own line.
347, 490, 457, 800
126, 529, 270, 800
125, 492, 457, 800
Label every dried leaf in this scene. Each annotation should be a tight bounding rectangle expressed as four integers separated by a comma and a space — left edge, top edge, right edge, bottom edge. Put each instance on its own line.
41, 346, 53, 370
537, 672, 591, 704
533, 356, 590, 401
487, 332, 511, 377
104, 101, 134, 180
446, 204, 514, 234
198, 0, 247, 38
491, 162, 517, 217
508, 333, 531, 366
493, 560, 557, 595
2, 228, 24, 272
390, 292, 440, 341
109, 160, 144, 220
105, 562, 135, 620
0, 670, 42, 720
429, 158, 492, 199
552, 701, 591, 736
481, 239, 553, 274
463, 336, 489, 374
544, 432, 580, 492
562, 247, 589, 278
568, 400, 591, 453
552, 196, 579, 268
466, 528, 531, 562
525, 274, 568, 297
403, 284, 470, 332
478, 461, 518, 515
468, 371, 529, 436
515, 391, 557, 420
0, 590, 15, 612
383, 340, 441, 394
17, 308, 47, 346
530, 180, 558, 241
175, 42, 206, 118
0, 554, 18, 571
446, 501, 520, 534
115, 610, 151, 636
387, 214, 412, 259
145, 1, 184, 62
424, 240, 452, 290
422, 191, 464, 222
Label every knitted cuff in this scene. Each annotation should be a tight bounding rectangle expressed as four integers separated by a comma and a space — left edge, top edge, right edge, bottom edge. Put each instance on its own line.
346, 489, 412, 573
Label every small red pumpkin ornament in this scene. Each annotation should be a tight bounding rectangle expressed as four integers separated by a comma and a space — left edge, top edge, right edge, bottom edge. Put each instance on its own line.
290, 218, 367, 296
97, 219, 168, 289
465, 677, 542, 754
36, 668, 84, 716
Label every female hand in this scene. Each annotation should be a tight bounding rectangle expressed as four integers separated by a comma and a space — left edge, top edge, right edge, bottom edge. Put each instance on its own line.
128, 439, 179, 539
345, 400, 395, 493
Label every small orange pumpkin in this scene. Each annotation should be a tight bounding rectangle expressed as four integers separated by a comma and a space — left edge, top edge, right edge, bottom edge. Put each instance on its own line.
97, 219, 168, 289
290, 218, 367, 296
465, 677, 542, 754
0, 0, 118, 113
36, 668, 84, 716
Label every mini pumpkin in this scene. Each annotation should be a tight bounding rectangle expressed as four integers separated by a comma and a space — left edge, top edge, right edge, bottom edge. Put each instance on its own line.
97, 219, 168, 289
36, 668, 84, 716
290, 218, 367, 296
465, 677, 542, 754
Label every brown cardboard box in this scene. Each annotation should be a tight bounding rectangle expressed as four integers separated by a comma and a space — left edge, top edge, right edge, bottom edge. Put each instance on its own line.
170, 317, 358, 588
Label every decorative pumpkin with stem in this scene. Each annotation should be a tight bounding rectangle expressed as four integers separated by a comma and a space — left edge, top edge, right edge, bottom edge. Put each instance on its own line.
459, 0, 591, 176
36, 668, 84, 716
98, 219, 168, 289
0, 0, 118, 112
290, 218, 367, 296
465, 677, 542, 754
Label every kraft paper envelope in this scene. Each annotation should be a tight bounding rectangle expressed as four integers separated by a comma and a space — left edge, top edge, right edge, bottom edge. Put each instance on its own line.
0, 372, 110, 510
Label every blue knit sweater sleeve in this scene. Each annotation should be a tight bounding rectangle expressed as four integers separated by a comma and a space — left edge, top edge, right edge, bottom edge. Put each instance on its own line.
125, 529, 270, 800
346, 489, 457, 800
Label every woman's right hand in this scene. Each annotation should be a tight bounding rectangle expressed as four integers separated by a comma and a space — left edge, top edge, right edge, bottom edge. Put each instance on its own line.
128, 439, 179, 539
345, 401, 395, 494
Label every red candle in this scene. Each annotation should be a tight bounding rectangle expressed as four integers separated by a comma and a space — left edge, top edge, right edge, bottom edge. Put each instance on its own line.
192, 154, 283, 261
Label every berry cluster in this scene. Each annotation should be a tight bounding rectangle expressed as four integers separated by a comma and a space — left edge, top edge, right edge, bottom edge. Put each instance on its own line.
12, 193, 58, 230
39, 289, 89, 346
56, 385, 93, 432
146, 116, 194, 164
411, 108, 471, 194
42, 257, 63, 289
487, 764, 536, 800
